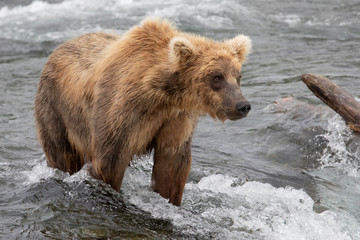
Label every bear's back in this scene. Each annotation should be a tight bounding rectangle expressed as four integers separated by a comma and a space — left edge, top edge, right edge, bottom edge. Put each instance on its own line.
40, 32, 119, 107
52, 32, 119, 70
45, 32, 119, 85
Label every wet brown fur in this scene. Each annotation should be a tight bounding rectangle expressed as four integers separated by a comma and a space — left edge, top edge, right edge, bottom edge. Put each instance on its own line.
34, 18, 252, 206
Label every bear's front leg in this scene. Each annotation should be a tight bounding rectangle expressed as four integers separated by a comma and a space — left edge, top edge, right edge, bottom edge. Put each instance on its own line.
152, 138, 192, 206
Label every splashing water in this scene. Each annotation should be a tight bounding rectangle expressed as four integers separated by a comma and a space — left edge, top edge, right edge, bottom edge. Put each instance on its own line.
19, 157, 353, 239
319, 115, 360, 177
121, 159, 352, 240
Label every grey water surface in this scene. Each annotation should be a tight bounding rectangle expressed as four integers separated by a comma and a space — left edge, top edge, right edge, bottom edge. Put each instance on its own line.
1, 0, 360, 239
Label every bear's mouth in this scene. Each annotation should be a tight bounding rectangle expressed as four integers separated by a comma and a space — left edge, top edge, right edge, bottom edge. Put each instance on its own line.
216, 110, 248, 121
227, 113, 248, 121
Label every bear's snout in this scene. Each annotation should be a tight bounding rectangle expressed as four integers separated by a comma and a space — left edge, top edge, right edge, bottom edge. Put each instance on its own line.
236, 101, 251, 117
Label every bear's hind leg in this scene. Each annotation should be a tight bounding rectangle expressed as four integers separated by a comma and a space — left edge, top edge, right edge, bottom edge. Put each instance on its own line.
90, 150, 130, 192
36, 117, 84, 175
63, 142, 85, 175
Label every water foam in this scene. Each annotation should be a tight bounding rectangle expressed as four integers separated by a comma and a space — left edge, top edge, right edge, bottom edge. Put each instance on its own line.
149, 0, 250, 29
19, 154, 355, 239
21, 155, 93, 186
21, 157, 67, 185
319, 114, 360, 177
273, 14, 301, 27
122, 159, 352, 239
0, 0, 129, 41
0, 0, 252, 41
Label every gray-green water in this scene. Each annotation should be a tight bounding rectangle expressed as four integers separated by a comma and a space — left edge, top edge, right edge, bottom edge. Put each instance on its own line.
1, 0, 360, 239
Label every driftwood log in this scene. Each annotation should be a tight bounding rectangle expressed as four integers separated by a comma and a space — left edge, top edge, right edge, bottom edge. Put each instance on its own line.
301, 73, 360, 132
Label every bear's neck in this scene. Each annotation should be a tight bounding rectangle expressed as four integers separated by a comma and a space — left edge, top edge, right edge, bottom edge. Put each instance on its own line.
143, 69, 200, 113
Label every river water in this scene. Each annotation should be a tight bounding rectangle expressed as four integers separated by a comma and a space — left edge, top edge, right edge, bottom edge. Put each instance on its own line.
1, 0, 360, 239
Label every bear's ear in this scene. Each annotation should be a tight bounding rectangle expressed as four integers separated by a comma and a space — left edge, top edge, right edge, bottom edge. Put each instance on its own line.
169, 37, 195, 64
225, 34, 252, 63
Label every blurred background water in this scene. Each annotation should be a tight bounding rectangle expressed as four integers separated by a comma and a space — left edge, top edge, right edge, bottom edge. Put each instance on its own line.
0, 0, 360, 239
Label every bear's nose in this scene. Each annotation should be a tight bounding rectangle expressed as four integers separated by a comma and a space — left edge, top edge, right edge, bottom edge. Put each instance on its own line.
236, 101, 251, 116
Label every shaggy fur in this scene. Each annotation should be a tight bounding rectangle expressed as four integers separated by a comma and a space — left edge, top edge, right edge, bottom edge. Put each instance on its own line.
34, 18, 252, 206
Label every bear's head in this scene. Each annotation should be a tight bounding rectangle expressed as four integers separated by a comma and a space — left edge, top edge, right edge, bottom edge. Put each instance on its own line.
169, 34, 252, 121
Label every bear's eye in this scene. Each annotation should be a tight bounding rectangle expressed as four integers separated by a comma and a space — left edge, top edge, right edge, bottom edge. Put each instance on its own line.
210, 73, 225, 91
213, 75, 224, 83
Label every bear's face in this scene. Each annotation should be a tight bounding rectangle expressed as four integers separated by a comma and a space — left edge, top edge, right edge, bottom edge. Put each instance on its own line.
203, 56, 250, 121
169, 35, 252, 121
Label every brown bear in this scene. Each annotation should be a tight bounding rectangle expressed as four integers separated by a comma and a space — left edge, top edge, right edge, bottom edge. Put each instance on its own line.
34, 18, 252, 206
